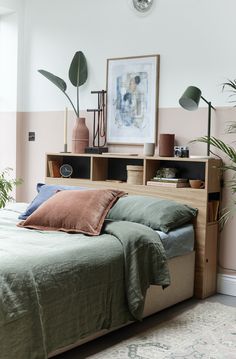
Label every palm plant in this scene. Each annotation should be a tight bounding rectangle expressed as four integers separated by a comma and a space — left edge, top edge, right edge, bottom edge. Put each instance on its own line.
38, 51, 88, 118
222, 79, 236, 105
195, 80, 236, 227
0, 168, 22, 209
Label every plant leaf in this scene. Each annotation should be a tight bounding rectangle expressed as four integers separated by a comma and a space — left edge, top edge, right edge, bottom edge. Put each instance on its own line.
38, 70, 67, 92
193, 136, 236, 162
222, 80, 236, 104
0, 168, 23, 208
69, 51, 88, 87
222, 79, 236, 92
219, 204, 236, 230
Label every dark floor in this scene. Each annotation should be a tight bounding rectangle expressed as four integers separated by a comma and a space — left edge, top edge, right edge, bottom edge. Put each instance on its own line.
54, 294, 236, 359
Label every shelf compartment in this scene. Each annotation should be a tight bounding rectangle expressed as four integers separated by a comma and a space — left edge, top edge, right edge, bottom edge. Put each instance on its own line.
107, 157, 144, 182
145, 159, 206, 182
47, 155, 91, 179
92, 157, 144, 182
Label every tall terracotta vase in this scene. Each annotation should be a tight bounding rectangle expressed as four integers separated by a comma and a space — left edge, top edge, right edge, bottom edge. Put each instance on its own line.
72, 117, 89, 153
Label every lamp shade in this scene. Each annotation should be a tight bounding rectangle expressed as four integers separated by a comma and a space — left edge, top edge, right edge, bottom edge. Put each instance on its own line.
179, 86, 202, 111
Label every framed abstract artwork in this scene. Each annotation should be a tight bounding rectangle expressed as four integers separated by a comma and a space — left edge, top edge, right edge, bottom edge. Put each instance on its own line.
106, 54, 159, 144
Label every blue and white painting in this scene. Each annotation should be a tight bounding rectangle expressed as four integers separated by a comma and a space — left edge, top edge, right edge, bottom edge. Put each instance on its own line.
107, 56, 158, 144
114, 72, 147, 129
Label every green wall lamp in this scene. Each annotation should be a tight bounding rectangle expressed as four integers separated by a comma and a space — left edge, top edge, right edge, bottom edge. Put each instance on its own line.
179, 86, 216, 156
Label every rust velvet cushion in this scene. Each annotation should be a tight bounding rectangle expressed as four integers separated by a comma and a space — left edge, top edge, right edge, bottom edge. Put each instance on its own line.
18, 189, 125, 236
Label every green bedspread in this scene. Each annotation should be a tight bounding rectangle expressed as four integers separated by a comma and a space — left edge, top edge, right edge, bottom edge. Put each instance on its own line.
0, 204, 170, 359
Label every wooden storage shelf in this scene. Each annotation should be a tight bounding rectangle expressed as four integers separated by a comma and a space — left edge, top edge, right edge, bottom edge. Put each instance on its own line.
45, 177, 93, 186
45, 152, 222, 299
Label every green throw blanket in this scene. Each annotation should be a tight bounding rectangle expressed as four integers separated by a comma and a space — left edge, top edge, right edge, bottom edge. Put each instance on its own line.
0, 205, 170, 359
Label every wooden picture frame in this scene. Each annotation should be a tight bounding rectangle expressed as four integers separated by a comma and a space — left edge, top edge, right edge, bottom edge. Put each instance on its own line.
106, 54, 159, 145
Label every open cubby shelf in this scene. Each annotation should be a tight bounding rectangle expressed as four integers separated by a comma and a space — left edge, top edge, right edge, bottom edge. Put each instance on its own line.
46, 153, 221, 192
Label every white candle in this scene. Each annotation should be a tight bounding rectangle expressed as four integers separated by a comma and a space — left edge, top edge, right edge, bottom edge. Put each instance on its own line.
64, 107, 68, 146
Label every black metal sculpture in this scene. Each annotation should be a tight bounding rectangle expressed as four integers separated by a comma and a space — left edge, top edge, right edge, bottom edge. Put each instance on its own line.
85, 90, 108, 154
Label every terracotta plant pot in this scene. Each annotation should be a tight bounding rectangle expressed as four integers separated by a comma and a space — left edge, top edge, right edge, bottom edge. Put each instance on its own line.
72, 117, 89, 153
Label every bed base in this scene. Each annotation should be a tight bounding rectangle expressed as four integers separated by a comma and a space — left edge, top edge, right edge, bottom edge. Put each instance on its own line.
49, 251, 195, 358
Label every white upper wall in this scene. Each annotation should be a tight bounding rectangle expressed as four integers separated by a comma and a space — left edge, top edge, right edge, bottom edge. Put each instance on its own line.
0, 0, 23, 12
0, 12, 18, 111
0, 0, 24, 174
0, 0, 24, 112
20, 0, 236, 112
0, 6, 12, 14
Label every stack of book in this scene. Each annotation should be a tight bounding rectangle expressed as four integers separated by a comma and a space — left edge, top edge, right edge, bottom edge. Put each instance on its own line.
48, 160, 61, 177
147, 177, 190, 188
208, 200, 220, 222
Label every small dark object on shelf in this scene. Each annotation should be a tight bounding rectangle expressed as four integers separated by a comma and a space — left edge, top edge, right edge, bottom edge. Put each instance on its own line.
174, 146, 189, 158
60, 164, 73, 178
85, 147, 108, 154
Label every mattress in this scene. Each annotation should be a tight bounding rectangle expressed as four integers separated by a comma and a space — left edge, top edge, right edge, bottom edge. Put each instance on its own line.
157, 224, 194, 259
6, 203, 195, 260
6, 203, 194, 260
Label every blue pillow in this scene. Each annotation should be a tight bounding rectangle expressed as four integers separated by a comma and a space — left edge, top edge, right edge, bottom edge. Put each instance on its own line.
18, 183, 88, 220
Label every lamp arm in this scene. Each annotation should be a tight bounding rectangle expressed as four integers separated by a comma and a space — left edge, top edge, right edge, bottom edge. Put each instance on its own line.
207, 102, 212, 156
201, 95, 216, 110
200, 96, 216, 156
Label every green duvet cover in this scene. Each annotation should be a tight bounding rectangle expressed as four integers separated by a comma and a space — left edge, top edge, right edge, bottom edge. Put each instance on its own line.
0, 204, 170, 359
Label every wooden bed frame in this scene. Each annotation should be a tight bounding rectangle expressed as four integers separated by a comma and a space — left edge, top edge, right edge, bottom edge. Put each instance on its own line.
46, 184, 197, 357
45, 154, 221, 299
45, 154, 221, 357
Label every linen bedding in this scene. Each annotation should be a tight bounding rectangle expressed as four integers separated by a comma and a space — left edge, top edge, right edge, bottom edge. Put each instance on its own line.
0, 204, 170, 359
156, 224, 194, 259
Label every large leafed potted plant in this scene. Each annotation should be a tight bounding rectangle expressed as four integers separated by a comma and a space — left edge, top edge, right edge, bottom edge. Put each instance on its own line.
196, 79, 236, 227
38, 51, 89, 153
